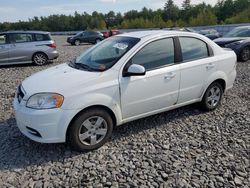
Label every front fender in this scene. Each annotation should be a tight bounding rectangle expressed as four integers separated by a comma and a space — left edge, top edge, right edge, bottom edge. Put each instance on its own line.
62, 92, 123, 126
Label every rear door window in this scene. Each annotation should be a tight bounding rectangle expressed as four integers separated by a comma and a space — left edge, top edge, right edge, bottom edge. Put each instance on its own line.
9, 33, 33, 43
0, 34, 6, 44
179, 37, 209, 62
35, 34, 51, 41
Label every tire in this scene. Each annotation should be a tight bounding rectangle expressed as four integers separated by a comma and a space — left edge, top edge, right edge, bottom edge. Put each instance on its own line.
68, 108, 113, 151
200, 82, 223, 111
33, 52, 48, 66
95, 38, 101, 44
239, 46, 250, 62
74, 39, 80, 46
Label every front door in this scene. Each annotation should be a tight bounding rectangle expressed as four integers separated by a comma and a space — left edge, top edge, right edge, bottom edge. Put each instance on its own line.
120, 38, 180, 120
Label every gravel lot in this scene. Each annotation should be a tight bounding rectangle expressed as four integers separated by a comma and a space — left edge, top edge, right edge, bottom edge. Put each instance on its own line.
0, 36, 249, 188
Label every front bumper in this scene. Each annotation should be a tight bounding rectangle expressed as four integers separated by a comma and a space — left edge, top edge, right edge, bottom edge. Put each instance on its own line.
13, 98, 77, 143
224, 44, 243, 56
67, 38, 73, 44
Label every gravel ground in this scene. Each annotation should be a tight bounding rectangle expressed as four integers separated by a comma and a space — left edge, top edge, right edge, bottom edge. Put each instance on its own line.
0, 36, 249, 188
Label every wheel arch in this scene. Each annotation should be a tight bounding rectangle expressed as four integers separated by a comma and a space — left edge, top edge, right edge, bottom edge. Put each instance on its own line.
66, 104, 117, 142
32, 51, 48, 61
202, 78, 226, 100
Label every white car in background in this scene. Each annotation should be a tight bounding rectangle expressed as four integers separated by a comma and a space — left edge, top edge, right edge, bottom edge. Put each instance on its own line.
13, 31, 237, 151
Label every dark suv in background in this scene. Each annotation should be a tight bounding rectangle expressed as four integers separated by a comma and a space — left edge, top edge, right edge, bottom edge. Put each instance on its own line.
214, 26, 250, 62
67, 31, 104, 45
0, 31, 58, 66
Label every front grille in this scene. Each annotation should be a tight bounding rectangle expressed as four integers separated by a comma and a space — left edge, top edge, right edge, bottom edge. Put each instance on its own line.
17, 85, 25, 103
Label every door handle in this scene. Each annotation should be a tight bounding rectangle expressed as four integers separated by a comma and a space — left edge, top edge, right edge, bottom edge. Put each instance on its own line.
206, 63, 215, 70
164, 72, 176, 80
10, 44, 16, 48
0, 46, 4, 49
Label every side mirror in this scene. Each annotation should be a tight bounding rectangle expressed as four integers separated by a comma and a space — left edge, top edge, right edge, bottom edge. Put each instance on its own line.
123, 64, 146, 77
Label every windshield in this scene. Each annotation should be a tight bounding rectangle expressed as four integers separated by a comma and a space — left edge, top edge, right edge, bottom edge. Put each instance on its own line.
224, 28, 250, 37
76, 32, 83, 36
186, 28, 197, 33
73, 36, 140, 71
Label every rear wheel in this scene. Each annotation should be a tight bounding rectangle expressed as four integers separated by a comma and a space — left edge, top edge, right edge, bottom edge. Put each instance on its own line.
201, 82, 223, 111
33, 53, 48, 66
68, 108, 113, 151
240, 46, 250, 62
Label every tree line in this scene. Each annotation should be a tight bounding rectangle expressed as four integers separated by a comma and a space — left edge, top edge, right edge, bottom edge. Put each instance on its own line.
0, 0, 249, 32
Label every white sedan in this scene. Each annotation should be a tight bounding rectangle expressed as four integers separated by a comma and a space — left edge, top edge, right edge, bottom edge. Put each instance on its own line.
13, 30, 237, 151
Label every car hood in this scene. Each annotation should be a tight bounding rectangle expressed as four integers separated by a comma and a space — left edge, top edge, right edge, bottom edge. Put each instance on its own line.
213, 37, 246, 45
22, 63, 103, 96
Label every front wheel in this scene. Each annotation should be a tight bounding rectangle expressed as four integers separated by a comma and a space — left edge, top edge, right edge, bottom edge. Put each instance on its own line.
201, 82, 223, 111
239, 46, 250, 62
68, 108, 113, 151
74, 39, 80, 46
33, 53, 48, 66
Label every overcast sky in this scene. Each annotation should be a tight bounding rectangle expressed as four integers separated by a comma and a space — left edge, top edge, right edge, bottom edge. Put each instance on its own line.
0, 0, 218, 23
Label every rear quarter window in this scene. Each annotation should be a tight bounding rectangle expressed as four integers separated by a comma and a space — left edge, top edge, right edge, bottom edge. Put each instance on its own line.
35, 34, 51, 41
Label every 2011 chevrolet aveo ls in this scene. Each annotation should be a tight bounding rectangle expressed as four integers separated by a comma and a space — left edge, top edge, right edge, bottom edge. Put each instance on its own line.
13, 31, 237, 151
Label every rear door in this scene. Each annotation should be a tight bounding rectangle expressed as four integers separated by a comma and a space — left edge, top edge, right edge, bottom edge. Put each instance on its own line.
177, 36, 216, 104
8, 33, 35, 63
0, 33, 9, 64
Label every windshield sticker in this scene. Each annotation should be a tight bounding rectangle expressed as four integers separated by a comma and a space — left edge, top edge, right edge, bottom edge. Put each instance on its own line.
113, 43, 128, 50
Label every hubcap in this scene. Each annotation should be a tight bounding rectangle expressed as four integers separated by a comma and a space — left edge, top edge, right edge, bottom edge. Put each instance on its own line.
207, 86, 221, 108
34, 54, 46, 65
242, 48, 250, 61
78, 116, 108, 146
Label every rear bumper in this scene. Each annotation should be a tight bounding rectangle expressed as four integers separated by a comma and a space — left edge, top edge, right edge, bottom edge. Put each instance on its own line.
226, 67, 237, 92
47, 50, 59, 60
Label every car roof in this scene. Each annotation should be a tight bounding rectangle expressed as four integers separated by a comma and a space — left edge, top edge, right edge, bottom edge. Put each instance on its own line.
0, 30, 50, 34
119, 30, 195, 39
235, 26, 250, 29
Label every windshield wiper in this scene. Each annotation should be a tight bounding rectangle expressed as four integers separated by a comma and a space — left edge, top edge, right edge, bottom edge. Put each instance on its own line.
68, 58, 77, 68
75, 63, 95, 71
68, 58, 99, 72
68, 59, 94, 71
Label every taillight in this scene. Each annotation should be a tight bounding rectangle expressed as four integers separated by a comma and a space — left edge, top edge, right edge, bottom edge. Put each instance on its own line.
47, 42, 56, 48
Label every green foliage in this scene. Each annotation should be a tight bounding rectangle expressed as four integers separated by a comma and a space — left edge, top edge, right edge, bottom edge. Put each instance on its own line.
163, 0, 179, 21
215, 0, 250, 23
0, 0, 249, 31
225, 7, 250, 24
189, 9, 217, 26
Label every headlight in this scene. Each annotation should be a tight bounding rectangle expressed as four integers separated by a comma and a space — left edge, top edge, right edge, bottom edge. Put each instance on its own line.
26, 93, 64, 109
